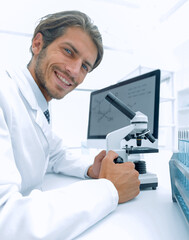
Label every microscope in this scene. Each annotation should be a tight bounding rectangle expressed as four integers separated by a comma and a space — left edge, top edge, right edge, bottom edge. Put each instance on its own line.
105, 92, 158, 190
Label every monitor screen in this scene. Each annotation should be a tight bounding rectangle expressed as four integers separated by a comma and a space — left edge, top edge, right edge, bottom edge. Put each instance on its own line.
87, 70, 160, 148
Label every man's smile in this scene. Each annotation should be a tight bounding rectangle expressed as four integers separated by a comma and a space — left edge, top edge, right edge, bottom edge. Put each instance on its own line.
54, 70, 74, 89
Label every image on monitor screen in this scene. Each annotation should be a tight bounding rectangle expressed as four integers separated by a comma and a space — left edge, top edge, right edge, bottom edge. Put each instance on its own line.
87, 70, 160, 148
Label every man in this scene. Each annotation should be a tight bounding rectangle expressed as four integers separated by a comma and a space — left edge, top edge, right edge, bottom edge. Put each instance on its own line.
0, 10, 140, 239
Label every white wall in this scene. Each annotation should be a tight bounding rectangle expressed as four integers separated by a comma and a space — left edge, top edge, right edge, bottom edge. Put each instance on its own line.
51, 90, 91, 147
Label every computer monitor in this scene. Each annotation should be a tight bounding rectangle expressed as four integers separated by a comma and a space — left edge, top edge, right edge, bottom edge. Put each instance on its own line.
87, 69, 161, 149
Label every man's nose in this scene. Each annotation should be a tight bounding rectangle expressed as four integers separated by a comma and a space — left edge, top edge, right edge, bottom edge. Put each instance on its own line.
65, 59, 82, 77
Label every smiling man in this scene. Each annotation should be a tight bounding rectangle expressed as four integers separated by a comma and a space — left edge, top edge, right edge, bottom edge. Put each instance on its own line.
0, 10, 140, 240
29, 26, 97, 101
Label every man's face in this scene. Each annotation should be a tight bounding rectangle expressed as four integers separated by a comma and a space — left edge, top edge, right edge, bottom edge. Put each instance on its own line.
30, 27, 98, 101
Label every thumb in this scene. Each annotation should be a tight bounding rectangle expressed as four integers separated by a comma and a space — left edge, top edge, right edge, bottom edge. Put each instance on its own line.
99, 150, 119, 179
104, 150, 119, 163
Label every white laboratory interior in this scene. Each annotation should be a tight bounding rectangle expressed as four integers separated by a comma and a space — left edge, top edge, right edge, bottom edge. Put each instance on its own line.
0, 0, 188, 150
1, 1, 189, 239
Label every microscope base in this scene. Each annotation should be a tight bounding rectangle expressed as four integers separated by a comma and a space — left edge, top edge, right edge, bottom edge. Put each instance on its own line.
139, 172, 158, 190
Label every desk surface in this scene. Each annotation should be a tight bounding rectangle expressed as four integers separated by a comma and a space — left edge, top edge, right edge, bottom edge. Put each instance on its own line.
42, 150, 189, 240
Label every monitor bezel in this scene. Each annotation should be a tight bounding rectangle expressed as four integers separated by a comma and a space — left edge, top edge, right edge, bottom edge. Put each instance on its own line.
87, 69, 161, 140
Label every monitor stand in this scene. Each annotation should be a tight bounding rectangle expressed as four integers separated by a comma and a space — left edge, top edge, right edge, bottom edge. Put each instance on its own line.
86, 139, 106, 149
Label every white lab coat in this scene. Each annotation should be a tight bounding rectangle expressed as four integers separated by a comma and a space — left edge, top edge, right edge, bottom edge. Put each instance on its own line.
0, 67, 118, 240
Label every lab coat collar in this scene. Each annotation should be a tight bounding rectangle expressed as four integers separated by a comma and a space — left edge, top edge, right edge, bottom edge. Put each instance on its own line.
7, 66, 41, 112
22, 67, 48, 112
6, 67, 51, 141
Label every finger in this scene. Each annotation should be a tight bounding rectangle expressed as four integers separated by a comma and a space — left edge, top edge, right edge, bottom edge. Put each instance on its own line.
105, 150, 119, 163
123, 161, 135, 169
95, 150, 106, 162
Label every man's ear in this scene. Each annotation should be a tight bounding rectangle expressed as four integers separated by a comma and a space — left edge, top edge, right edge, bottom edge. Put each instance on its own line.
31, 32, 43, 55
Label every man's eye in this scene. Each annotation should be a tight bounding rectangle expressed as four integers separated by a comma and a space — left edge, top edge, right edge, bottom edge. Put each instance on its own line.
82, 63, 88, 72
65, 48, 71, 54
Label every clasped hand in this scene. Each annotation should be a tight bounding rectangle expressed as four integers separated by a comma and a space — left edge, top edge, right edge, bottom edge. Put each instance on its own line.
87, 150, 140, 204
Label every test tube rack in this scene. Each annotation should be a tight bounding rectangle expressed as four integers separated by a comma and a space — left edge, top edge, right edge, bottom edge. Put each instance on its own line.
169, 129, 189, 226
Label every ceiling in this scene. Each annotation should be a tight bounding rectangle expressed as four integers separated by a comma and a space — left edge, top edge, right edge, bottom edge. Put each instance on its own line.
0, 0, 189, 88
0, 0, 188, 51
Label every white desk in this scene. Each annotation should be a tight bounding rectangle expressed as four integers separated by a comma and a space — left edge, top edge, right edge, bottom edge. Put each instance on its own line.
42, 150, 189, 240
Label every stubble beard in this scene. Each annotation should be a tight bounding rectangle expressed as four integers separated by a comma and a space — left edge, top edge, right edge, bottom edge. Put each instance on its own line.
34, 48, 63, 100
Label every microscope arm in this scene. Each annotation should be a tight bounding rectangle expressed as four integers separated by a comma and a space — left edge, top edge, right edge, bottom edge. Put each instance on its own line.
106, 124, 135, 151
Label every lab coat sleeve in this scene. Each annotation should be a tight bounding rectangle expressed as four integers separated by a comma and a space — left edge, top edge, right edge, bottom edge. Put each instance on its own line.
0, 179, 118, 240
0, 107, 119, 240
46, 132, 94, 179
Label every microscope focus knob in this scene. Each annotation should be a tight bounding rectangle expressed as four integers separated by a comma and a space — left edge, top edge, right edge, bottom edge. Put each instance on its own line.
114, 156, 124, 164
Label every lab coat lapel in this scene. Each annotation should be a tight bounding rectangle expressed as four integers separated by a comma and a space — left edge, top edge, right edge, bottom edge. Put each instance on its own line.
7, 68, 52, 141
